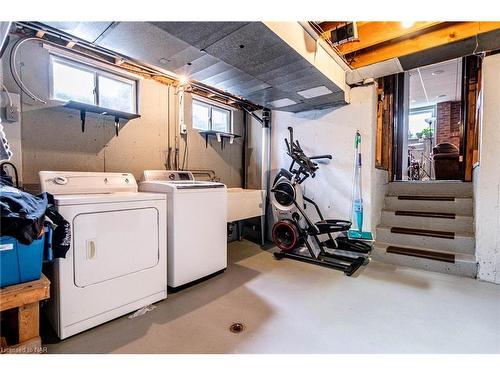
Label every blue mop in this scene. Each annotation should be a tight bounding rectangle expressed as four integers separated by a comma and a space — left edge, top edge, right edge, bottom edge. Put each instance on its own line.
348, 130, 373, 241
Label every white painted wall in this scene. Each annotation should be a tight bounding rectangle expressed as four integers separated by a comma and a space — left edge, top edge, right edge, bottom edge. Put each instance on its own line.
271, 85, 386, 234
475, 54, 500, 284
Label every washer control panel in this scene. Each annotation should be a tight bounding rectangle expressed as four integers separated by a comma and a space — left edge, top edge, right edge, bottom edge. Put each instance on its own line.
141, 170, 195, 182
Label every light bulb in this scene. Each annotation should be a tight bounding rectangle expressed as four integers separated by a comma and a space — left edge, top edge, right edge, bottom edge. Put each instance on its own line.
401, 21, 415, 28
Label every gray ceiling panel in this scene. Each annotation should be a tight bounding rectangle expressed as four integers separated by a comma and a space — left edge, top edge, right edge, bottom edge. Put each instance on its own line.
225, 79, 272, 96
189, 61, 235, 82
203, 69, 252, 87
277, 92, 346, 112
42, 21, 348, 112
150, 22, 248, 51
174, 54, 219, 76
97, 22, 205, 72
255, 59, 311, 82
204, 23, 298, 77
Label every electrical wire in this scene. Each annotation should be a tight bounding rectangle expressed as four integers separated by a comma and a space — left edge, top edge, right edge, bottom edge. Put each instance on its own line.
181, 134, 188, 170
1, 83, 13, 107
9, 37, 46, 103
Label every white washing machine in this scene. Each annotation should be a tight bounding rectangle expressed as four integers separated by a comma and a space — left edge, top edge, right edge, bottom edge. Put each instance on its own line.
139, 170, 227, 289
39, 171, 167, 339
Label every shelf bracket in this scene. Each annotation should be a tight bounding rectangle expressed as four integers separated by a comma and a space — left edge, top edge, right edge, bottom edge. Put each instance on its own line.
114, 116, 120, 137
80, 110, 86, 133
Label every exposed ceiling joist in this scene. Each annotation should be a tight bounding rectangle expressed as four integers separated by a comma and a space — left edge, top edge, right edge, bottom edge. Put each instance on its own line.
347, 21, 500, 68
336, 21, 444, 55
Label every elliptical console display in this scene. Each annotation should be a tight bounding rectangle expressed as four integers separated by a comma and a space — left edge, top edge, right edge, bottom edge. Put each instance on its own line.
270, 127, 372, 276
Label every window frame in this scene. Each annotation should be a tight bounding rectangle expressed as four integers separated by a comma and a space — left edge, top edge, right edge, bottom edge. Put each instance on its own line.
192, 98, 232, 133
49, 54, 139, 115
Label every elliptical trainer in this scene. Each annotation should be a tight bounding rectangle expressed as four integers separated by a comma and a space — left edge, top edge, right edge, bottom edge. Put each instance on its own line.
270, 127, 372, 276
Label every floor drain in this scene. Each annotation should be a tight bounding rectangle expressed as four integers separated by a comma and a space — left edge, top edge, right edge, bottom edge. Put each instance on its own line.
229, 322, 245, 333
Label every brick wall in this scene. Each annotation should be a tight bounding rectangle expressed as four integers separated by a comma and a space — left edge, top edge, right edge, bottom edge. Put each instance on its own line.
436, 101, 461, 147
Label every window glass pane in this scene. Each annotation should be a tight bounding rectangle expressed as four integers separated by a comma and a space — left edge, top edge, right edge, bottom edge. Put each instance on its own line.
211, 107, 230, 132
98, 75, 135, 113
409, 111, 434, 139
52, 60, 95, 104
192, 101, 210, 130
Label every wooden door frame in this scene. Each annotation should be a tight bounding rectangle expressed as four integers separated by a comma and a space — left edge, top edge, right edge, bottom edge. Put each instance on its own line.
462, 55, 482, 182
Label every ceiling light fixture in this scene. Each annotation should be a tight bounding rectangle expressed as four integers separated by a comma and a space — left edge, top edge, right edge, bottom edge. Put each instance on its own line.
432, 70, 445, 75
267, 98, 297, 108
297, 86, 333, 99
401, 21, 415, 28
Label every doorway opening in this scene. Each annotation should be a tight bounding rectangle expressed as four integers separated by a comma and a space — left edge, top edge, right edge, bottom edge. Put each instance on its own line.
404, 58, 463, 181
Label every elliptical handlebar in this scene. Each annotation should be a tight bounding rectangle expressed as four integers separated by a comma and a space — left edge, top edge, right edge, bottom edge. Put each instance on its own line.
285, 126, 332, 181
310, 154, 332, 160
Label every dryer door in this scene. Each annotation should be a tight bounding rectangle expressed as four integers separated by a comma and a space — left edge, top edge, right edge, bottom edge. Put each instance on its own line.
73, 207, 159, 287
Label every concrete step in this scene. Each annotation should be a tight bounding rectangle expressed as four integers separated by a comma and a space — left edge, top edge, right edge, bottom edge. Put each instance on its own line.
387, 181, 473, 197
380, 210, 474, 233
384, 196, 473, 215
376, 225, 475, 255
372, 242, 478, 278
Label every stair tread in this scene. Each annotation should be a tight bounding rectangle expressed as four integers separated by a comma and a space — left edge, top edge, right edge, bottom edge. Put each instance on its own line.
391, 226, 455, 239
382, 209, 473, 219
398, 195, 456, 201
377, 225, 474, 238
375, 242, 476, 262
387, 246, 455, 262
395, 210, 456, 219
387, 195, 472, 199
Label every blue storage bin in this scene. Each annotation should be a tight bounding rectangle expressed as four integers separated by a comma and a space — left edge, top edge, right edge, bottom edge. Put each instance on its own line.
0, 229, 45, 288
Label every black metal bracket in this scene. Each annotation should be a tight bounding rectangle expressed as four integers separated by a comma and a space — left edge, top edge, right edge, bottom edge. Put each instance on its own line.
65, 101, 140, 136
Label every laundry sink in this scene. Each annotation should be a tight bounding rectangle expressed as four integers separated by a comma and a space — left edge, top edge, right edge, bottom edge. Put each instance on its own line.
227, 188, 265, 222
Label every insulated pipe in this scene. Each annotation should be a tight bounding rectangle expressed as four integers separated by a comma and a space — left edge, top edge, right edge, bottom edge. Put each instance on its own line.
261, 108, 272, 242
242, 111, 247, 189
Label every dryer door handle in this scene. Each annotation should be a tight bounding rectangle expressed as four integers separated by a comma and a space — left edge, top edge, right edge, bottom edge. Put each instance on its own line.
87, 240, 97, 260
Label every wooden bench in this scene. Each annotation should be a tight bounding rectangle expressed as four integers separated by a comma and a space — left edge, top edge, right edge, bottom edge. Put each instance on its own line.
0, 274, 50, 354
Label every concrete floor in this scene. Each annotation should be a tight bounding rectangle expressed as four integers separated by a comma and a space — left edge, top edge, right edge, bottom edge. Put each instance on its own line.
45, 240, 500, 354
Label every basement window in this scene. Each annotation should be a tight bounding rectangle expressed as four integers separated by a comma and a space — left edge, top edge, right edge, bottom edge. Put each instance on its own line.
192, 99, 231, 133
50, 55, 138, 114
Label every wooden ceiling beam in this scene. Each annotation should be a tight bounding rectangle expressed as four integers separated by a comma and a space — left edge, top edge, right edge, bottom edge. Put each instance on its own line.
336, 21, 445, 55
347, 22, 500, 68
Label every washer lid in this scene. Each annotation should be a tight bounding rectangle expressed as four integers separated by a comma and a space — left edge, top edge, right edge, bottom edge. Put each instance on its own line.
54, 192, 165, 206
139, 180, 225, 193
